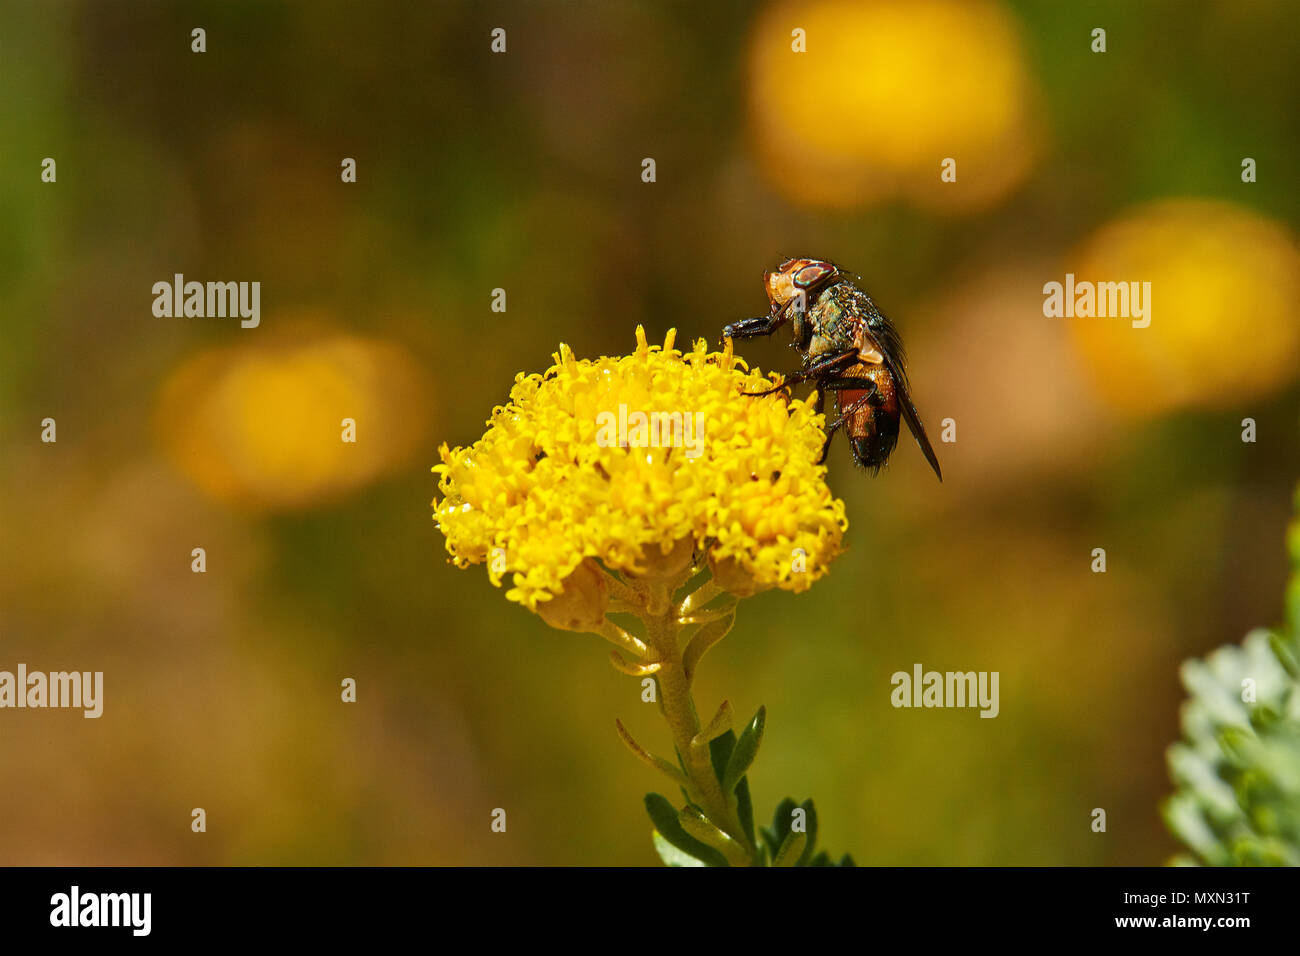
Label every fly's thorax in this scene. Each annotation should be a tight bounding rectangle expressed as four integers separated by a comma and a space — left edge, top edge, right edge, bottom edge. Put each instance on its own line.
805, 330, 837, 362
802, 288, 858, 361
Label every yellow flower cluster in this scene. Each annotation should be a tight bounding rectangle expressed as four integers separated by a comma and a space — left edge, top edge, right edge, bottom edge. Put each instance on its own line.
1068, 198, 1300, 417
156, 327, 431, 510
432, 327, 847, 611
748, 0, 1040, 212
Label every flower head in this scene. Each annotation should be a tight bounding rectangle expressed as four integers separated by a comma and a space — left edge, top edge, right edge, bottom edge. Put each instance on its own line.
432, 327, 847, 613
157, 325, 432, 510
1068, 198, 1300, 418
748, 0, 1041, 212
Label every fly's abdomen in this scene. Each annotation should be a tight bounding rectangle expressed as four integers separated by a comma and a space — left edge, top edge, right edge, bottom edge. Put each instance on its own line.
842, 365, 900, 470
849, 417, 900, 471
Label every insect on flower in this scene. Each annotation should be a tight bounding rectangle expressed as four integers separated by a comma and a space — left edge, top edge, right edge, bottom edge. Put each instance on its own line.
723, 258, 942, 480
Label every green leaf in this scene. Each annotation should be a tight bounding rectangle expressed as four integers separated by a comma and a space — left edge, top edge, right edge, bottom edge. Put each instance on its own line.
678, 806, 752, 866
723, 706, 766, 792
644, 793, 728, 867
763, 797, 798, 856
773, 830, 807, 867
734, 775, 756, 847
704, 721, 757, 847
1249, 704, 1281, 733
838, 853, 856, 867
1269, 629, 1300, 679
797, 799, 819, 866
683, 610, 736, 680
697, 699, 734, 744
708, 729, 736, 787
652, 830, 707, 867
1217, 727, 1252, 766
615, 719, 692, 789
759, 797, 821, 865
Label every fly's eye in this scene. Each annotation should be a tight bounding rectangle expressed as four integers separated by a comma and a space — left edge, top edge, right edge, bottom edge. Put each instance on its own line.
793, 262, 835, 289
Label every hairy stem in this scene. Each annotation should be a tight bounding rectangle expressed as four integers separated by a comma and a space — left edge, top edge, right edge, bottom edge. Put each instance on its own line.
641, 582, 756, 865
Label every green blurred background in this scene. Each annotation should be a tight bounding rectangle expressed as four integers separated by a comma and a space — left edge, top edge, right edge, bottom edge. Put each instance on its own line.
1, 0, 1297, 864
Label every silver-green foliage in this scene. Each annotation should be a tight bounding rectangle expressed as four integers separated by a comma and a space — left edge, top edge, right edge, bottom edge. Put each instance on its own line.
1163, 492, 1300, 866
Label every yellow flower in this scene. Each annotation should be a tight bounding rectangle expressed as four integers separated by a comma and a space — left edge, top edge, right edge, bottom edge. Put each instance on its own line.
1068, 199, 1300, 417
156, 324, 432, 510
432, 327, 847, 613
748, 0, 1041, 212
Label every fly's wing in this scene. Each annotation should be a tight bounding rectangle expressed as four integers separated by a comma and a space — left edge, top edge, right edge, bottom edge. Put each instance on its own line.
855, 299, 943, 482
895, 382, 943, 481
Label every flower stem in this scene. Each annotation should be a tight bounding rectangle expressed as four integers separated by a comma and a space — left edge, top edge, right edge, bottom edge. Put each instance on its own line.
641, 584, 757, 866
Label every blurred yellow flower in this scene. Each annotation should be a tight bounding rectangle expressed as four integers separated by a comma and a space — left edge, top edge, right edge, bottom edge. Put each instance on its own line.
748, 0, 1040, 211
1068, 199, 1300, 417
156, 327, 432, 509
432, 327, 847, 612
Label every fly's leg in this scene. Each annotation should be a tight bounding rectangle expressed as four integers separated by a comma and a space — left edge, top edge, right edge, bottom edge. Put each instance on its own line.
722, 310, 785, 342
820, 376, 878, 396
744, 347, 860, 398
721, 289, 816, 343
814, 377, 877, 465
